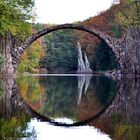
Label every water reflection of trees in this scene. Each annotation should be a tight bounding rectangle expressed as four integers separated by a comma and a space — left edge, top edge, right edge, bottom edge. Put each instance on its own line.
16, 76, 117, 122
17, 76, 116, 121
76, 76, 117, 121
91, 77, 117, 105
0, 76, 139, 140
39, 76, 78, 120
17, 76, 46, 112
90, 78, 140, 140
0, 115, 36, 139
0, 79, 37, 140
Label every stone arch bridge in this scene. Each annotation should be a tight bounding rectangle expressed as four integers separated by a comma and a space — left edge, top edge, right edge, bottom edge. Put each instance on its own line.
3, 24, 140, 74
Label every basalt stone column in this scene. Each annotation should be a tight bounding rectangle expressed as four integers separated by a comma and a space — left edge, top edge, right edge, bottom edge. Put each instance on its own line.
121, 27, 140, 74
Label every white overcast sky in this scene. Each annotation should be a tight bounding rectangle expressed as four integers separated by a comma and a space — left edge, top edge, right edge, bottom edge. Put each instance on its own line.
35, 0, 114, 24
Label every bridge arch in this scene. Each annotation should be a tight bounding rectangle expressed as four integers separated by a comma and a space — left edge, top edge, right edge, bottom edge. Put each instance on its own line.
11, 24, 121, 71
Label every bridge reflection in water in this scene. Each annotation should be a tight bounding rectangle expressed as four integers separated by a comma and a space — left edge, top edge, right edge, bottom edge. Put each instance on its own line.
0, 75, 140, 140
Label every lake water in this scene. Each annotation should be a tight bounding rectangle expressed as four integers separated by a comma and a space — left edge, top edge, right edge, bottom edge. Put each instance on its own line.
0, 75, 139, 140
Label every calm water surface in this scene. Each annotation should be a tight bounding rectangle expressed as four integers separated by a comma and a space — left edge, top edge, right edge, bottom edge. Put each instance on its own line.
0, 75, 139, 140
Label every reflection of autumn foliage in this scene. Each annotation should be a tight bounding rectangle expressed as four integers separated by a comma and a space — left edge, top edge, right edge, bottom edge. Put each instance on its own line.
39, 76, 78, 119
17, 77, 45, 112
76, 90, 103, 121
0, 115, 33, 139
90, 117, 114, 136
77, 76, 116, 131
113, 125, 140, 140
90, 115, 140, 140
76, 76, 116, 122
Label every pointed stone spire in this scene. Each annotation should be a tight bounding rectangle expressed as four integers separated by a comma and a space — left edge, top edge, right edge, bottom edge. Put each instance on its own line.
84, 52, 93, 73
77, 42, 86, 73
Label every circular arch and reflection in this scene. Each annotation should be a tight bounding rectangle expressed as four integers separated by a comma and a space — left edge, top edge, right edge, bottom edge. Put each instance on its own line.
14, 24, 119, 126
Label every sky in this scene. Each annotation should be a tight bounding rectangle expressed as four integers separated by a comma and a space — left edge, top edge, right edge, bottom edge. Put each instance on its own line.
35, 0, 114, 24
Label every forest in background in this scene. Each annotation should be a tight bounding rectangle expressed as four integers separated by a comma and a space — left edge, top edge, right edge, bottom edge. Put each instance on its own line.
0, 0, 140, 73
